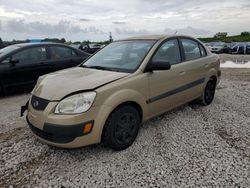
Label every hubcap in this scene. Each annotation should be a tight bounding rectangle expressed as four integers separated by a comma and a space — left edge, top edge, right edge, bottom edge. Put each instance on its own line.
114, 113, 137, 145
205, 80, 215, 104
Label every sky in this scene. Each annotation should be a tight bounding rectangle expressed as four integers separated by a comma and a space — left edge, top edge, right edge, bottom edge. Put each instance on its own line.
0, 0, 249, 41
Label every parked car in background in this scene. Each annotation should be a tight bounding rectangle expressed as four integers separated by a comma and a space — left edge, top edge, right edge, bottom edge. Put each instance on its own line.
79, 43, 102, 54
210, 42, 225, 54
205, 42, 236, 54
247, 45, 250, 54
0, 43, 90, 95
218, 46, 233, 54
232, 44, 250, 54
69, 43, 81, 50
24, 35, 221, 150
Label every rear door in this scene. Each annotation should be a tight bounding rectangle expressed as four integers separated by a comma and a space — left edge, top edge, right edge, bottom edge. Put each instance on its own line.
48, 45, 84, 71
2, 46, 49, 88
178, 38, 209, 100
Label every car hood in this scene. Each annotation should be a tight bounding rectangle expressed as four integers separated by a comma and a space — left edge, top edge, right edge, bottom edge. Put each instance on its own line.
32, 67, 129, 100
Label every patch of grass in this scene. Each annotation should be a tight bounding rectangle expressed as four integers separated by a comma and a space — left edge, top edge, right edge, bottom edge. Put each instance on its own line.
199, 35, 250, 43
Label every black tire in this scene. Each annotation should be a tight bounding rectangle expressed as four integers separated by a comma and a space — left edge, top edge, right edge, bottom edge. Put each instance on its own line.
199, 78, 216, 106
0, 84, 4, 97
102, 105, 140, 151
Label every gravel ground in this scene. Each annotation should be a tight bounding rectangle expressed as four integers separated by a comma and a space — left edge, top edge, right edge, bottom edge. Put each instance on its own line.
0, 68, 250, 187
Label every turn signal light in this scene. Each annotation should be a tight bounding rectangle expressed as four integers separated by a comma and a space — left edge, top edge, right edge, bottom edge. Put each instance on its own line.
83, 122, 93, 134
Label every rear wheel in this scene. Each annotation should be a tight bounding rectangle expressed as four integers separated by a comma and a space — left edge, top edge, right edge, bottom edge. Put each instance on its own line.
102, 105, 140, 151
199, 78, 216, 106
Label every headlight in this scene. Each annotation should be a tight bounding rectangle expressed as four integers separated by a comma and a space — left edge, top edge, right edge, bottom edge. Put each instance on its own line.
55, 92, 96, 114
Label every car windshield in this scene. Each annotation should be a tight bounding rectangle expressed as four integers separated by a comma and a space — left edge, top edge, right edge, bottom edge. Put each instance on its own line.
0, 45, 20, 57
81, 40, 156, 73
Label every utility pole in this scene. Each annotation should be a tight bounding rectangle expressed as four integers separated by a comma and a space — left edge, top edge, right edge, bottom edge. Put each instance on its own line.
109, 32, 113, 42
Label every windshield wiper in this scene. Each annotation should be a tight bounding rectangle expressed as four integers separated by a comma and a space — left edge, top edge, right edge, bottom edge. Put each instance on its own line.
88, 66, 109, 70
81, 64, 104, 69
81, 64, 122, 72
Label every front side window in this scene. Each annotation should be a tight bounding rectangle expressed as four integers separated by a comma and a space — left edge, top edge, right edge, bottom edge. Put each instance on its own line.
181, 39, 201, 61
50, 46, 76, 60
152, 39, 181, 65
82, 40, 155, 73
232, 46, 238, 53
12, 47, 47, 64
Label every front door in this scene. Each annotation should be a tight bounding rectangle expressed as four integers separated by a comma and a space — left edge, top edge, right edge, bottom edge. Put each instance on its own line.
2, 46, 49, 89
147, 38, 189, 117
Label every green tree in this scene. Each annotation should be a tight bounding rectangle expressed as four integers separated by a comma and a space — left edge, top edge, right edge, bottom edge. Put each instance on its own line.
241, 31, 250, 36
60, 38, 66, 43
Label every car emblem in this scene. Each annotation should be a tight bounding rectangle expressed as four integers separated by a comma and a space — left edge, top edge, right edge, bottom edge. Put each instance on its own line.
33, 101, 39, 107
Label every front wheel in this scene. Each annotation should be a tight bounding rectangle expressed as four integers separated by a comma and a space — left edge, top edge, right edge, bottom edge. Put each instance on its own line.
102, 105, 140, 151
199, 78, 216, 106
0, 84, 4, 96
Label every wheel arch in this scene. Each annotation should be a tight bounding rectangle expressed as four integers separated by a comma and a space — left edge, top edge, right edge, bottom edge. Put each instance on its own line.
210, 75, 217, 84
205, 68, 218, 85
97, 88, 147, 142
100, 100, 143, 142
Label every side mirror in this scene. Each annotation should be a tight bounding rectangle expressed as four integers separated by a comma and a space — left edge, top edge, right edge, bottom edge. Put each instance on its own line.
9, 58, 19, 65
146, 60, 171, 72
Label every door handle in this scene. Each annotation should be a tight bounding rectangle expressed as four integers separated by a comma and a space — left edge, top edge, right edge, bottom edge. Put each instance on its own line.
179, 70, 185, 75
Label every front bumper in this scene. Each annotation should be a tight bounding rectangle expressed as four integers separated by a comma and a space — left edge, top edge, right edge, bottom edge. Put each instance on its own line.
26, 95, 113, 148
27, 116, 94, 144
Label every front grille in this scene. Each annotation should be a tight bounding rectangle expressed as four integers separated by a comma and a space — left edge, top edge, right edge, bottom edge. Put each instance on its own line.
30, 95, 49, 111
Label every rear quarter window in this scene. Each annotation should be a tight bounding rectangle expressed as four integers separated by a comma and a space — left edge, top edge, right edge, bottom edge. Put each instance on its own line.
199, 44, 207, 57
50, 46, 76, 59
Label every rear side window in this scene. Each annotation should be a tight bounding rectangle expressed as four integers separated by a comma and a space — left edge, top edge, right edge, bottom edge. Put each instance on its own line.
50, 46, 77, 60
152, 39, 181, 65
181, 39, 201, 61
238, 46, 244, 53
12, 47, 47, 64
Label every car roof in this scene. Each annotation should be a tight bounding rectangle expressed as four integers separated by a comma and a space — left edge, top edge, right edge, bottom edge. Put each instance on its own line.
117, 35, 168, 41
117, 34, 201, 42
11, 42, 69, 47
0, 42, 89, 60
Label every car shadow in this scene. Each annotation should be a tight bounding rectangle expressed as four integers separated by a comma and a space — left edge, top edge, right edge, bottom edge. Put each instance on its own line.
0, 87, 32, 98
